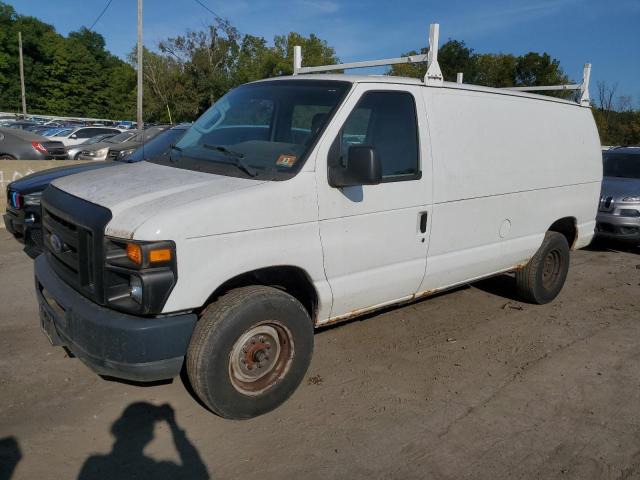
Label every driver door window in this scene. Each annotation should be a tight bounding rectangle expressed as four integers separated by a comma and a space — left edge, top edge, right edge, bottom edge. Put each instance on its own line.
339, 91, 420, 181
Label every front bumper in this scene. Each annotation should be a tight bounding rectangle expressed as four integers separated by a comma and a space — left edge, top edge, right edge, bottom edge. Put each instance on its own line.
596, 211, 640, 242
4, 207, 44, 258
34, 255, 197, 382
3, 209, 24, 242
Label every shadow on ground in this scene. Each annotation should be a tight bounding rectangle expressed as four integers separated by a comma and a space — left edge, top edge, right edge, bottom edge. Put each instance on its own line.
77, 402, 210, 480
0, 437, 21, 480
586, 238, 640, 255
471, 273, 523, 302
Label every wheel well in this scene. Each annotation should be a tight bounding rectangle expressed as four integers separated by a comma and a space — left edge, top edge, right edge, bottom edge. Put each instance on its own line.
548, 217, 577, 249
202, 266, 318, 319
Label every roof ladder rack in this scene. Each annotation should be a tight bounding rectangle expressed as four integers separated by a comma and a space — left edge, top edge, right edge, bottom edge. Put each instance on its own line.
502, 63, 592, 105
293, 22, 591, 106
293, 23, 444, 87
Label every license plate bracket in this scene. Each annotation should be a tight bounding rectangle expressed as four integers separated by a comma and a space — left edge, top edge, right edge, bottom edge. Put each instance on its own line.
39, 292, 63, 346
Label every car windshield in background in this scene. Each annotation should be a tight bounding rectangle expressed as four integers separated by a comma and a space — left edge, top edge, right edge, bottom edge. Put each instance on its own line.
53, 128, 74, 137
148, 80, 351, 180
127, 128, 187, 162
106, 131, 137, 143
603, 153, 640, 179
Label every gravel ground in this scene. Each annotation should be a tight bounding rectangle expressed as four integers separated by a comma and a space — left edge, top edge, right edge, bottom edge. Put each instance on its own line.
1, 230, 639, 480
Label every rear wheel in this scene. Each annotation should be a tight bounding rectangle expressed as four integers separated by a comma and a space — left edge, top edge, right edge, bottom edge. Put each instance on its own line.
0, 154, 16, 160
186, 286, 314, 419
516, 231, 570, 304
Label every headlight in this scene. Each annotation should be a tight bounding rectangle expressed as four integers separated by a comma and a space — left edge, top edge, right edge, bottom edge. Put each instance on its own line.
104, 238, 177, 315
622, 196, 640, 203
88, 147, 108, 157
118, 149, 136, 159
23, 192, 42, 206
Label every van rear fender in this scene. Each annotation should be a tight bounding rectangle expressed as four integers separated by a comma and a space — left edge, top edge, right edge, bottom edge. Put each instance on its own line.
548, 217, 578, 250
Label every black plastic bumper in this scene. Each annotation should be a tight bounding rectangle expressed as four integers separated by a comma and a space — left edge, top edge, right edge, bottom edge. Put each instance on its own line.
3, 210, 25, 243
34, 255, 197, 382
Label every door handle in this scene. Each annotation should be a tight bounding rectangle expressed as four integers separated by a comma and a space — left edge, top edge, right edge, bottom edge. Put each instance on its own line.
419, 212, 428, 234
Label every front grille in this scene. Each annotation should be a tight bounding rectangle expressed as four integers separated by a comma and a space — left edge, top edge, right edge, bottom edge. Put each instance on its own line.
42, 186, 112, 304
107, 150, 119, 161
43, 207, 96, 294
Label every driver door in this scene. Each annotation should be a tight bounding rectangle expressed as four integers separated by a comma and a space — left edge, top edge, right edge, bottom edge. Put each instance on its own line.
315, 83, 433, 321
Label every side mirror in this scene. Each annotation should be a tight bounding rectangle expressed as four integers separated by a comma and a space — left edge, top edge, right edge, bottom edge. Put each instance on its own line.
70, 134, 77, 139
329, 145, 382, 188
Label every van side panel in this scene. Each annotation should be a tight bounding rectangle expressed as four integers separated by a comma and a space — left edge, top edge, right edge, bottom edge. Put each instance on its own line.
420, 88, 601, 292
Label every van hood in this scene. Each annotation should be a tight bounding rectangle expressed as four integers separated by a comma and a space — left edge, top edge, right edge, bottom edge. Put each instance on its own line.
50, 161, 264, 238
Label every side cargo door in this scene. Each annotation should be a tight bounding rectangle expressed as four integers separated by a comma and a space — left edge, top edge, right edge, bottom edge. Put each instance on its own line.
315, 83, 433, 321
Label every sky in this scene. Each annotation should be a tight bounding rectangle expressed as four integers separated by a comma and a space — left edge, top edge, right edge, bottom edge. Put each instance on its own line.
10, 0, 640, 105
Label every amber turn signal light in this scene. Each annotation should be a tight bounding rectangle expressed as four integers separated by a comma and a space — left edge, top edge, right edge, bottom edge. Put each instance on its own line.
149, 248, 172, 263
126, 243, 143, 265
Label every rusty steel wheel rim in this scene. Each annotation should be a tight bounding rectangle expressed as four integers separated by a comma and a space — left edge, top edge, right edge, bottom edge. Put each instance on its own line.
228, 322, 294, 396
541, 249, 562, 290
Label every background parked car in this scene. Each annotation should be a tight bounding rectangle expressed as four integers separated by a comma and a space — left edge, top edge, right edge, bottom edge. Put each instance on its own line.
596, 146, 640, 243
106, 125, 170, 160
46, 127, 75, 138
46, 126, 122, 146
77, 130, 140, 161
3, 162, 118, 257
65, 132, 117, 160
8, 121, 37, 130
124, 123, 190, 162
3, 126, 187, 257
0, 128, 66, 160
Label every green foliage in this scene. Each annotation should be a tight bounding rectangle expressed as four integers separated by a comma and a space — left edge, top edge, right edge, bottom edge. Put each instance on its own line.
0, 2, 136, 118
391, 39, 569, 94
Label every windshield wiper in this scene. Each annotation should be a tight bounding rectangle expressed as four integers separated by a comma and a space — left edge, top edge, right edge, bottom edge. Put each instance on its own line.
203, 143, 257, 177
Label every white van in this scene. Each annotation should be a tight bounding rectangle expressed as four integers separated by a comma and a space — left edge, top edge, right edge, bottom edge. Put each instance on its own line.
34, 25, 602, 419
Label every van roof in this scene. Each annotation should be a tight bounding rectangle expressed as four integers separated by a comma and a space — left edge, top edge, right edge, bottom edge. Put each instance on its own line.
257, 74, 587, 108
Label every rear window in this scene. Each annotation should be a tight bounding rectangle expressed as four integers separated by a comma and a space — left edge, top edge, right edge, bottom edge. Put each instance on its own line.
603, 153, 640, 179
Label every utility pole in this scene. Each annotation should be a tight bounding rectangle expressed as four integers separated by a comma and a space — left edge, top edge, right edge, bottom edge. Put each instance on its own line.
137, 0, 143, 130
18, 32, 27, 116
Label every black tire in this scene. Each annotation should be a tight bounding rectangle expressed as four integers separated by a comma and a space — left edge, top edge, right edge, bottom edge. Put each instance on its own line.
0, 154, 15, 160
516, 231, 570, 304
186, 286, 314, 419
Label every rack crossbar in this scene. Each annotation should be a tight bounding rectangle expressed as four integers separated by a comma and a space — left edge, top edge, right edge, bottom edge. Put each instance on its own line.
295, 54, 429, 74
504, 84, 581, 92
292, 24, 591, 106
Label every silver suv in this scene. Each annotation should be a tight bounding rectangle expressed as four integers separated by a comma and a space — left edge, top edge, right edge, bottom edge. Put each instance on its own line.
596, 147, 640, 243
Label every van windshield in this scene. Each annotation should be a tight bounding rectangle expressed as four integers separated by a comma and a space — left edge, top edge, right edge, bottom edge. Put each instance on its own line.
147, 80, 351, 180
603, 153, 640, 179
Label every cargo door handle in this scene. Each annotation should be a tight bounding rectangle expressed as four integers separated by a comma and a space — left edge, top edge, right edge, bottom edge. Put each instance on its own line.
419, 212, 428, 234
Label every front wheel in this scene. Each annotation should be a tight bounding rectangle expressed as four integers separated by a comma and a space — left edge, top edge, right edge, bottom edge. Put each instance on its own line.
515, 231, 570, 304
186, 286, 314, 419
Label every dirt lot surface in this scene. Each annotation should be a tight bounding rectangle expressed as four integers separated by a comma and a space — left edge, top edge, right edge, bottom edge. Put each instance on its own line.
1, 230, 639, 480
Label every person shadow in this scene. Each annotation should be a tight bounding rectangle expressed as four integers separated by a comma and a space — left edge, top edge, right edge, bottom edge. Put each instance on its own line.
78, 402, 209, 480
0, 437, 22, 480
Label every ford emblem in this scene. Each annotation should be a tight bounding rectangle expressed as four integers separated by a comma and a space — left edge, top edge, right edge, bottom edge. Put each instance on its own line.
49, 233, 63, 254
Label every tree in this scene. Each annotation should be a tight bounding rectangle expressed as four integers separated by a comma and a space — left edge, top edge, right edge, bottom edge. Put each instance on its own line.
0, 1, 136, 118
390, 40, 476, 83
390, 39, 569, 94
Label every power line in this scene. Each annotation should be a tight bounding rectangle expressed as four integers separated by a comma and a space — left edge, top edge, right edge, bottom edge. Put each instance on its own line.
192, 0, 223, 21
88, 0, 114, 31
